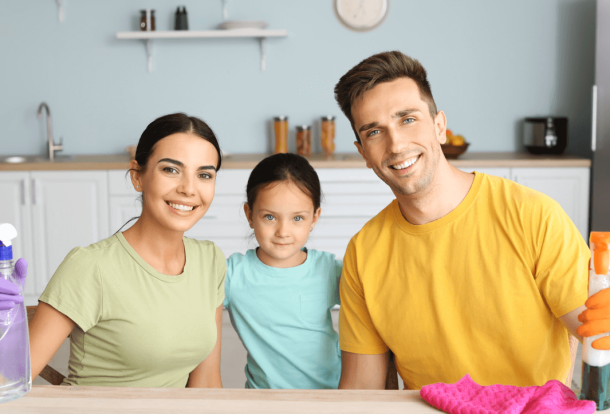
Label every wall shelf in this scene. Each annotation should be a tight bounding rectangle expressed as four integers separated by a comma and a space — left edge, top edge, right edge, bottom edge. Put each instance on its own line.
116, 29, 288, 73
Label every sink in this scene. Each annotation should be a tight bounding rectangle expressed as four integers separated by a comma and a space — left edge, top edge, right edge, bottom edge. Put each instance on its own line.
3, 156, 28, 163
1, 154, 75, 164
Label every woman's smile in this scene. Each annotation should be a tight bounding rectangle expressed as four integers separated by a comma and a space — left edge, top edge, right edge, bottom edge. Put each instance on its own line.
165, 200, 199, 213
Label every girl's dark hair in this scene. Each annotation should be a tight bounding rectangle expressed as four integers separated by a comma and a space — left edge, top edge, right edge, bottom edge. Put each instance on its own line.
246, 153, 321, 211
135, 112, 222, 172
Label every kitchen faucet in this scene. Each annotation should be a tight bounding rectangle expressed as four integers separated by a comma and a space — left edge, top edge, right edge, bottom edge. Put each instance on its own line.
37, 102, 63, 161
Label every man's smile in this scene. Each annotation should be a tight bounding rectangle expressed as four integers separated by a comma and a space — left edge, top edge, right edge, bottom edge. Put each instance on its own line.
389, 154, 421, 171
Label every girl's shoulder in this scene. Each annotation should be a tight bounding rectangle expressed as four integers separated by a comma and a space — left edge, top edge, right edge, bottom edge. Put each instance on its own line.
305, 248, 340, 266
227, 249, 257, 267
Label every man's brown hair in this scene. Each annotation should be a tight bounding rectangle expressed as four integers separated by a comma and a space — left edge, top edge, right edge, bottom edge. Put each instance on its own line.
334, 51, 438, 143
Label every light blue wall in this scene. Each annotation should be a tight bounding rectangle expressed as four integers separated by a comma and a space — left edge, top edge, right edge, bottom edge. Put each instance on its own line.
0, 0, 595, 157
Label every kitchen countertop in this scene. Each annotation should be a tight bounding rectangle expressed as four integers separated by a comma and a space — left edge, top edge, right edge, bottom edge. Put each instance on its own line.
0, 152, 591, 171
4, 386, 435, 413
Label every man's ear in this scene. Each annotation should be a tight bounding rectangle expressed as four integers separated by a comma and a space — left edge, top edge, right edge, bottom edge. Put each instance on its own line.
434, 110, 448, 144
355, 141, 373, 169
129, 160, 143, 192
243, 203, 253, 228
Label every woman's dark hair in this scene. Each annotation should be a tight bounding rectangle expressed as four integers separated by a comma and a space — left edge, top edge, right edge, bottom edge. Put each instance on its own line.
246, 153, 321, 211
135, 112, 222, 171
116, 113, 222, 234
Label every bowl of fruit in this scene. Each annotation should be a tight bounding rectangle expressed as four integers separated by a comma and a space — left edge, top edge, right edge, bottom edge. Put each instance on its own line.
442, 129, 469, 159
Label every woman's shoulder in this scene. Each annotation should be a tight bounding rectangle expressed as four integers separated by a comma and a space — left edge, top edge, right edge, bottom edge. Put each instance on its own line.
184, 238, 225, 258
63, 234, 123, 263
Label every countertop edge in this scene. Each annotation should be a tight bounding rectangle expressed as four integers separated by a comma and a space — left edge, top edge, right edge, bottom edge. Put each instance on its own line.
0, 153, 592, 171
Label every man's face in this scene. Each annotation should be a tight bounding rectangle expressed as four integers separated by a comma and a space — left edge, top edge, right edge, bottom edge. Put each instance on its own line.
351, 77, 446, 197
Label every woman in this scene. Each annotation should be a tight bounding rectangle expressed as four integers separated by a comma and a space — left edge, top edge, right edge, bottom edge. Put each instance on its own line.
28, 113, 225, 387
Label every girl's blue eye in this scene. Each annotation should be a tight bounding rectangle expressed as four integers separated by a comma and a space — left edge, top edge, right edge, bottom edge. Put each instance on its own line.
294, 216, 303, 222
264, 214, 275, 221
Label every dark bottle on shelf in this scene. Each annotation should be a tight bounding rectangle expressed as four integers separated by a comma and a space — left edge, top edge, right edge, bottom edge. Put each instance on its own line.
175, 6, 189, 30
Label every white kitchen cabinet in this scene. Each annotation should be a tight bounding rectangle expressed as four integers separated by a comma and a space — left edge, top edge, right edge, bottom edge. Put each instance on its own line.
511, 167, 590, 240
310, 169, 394, 259
29, 171, 109, 304
185, 170, 252, 257
108, 170, 140, 233
0, 172, 34, 297
109, 196, 141, 234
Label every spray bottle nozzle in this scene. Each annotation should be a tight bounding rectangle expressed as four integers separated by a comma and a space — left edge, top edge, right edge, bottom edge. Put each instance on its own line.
0, 223, 17, 261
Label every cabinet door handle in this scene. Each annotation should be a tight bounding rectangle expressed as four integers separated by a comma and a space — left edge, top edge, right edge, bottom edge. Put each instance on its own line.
31, 179, 36, 205
20, 180, 25, 206
591, 85, 597, 151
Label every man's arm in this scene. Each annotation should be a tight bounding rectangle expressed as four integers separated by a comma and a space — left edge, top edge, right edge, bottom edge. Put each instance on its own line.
338, 351, 388, 389
559, 305, 585, 343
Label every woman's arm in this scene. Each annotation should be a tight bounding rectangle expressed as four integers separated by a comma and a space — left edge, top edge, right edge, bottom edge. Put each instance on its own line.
29, 302, 75, 380
186, 304, 223, 388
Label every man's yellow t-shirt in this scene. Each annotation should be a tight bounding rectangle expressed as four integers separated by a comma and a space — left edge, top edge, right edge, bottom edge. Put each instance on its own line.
339, 172, 589, 390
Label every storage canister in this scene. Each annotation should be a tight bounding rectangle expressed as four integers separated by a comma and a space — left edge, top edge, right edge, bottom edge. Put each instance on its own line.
321, 116, 336, 157
296, 125, 311, 157
273, 116, 289, 154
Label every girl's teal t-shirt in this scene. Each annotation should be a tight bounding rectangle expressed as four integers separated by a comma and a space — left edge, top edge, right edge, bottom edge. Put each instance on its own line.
224, 248, 342, 389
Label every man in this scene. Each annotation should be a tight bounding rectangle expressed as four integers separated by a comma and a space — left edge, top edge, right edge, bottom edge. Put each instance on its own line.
333, 51, 590, 390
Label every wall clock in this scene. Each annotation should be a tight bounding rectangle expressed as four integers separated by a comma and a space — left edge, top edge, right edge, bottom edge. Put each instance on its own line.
334, 0, 389, 32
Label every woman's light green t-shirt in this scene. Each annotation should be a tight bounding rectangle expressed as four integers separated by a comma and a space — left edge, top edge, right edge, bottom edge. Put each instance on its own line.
38, 232, 226, 387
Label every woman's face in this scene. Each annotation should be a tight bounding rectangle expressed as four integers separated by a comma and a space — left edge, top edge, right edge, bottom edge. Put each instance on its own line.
131, 132, 219, 234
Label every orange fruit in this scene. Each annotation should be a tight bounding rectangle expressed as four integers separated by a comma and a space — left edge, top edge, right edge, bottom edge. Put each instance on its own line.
452, 135, 465, 146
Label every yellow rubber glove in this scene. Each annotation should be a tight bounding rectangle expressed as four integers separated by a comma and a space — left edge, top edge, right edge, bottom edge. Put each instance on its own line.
577, 288, 610, 350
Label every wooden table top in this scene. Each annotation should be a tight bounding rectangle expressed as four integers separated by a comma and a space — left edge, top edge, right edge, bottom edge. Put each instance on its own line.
3, 385, 604, 413
2, 386, 437, 413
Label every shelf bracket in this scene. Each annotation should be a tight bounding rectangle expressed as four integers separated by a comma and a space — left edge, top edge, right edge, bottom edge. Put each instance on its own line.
222, 0, 228, 20
145, 39, 153, 73
260, 38, 266, 72
57, 0, 65, 23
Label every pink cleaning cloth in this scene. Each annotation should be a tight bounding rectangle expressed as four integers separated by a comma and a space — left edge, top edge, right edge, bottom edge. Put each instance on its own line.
420, 374, 597, 414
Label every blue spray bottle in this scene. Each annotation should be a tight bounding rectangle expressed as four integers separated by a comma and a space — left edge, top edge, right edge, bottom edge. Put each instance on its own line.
0, 223, 31, 403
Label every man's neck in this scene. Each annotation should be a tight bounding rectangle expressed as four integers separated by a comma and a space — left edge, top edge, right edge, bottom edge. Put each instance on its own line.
395, 161, 476, 225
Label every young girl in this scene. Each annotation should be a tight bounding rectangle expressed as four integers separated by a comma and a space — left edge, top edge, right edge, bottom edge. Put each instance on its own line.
223, 153, 342, 389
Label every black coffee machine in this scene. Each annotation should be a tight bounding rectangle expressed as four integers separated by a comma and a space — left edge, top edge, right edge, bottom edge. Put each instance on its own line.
523, 117, 567, 155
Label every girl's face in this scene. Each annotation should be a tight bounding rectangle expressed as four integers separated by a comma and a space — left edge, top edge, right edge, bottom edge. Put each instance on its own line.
130, 132, 219, 234
245, 180, 321, 268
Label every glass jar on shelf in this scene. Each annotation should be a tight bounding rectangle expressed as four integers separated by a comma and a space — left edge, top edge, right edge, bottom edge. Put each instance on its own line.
140, 9, 156, 31
273, 116, 289, 154
320, 116, 335, 157
296, 125, 311, 157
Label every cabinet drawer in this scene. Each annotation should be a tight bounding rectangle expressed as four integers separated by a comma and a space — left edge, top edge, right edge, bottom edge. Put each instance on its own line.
108, 170, 136, 196
317, 168, 393, 195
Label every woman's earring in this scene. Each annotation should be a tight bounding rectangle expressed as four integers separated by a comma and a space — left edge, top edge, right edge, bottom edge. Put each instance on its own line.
136, 185, 139, 189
